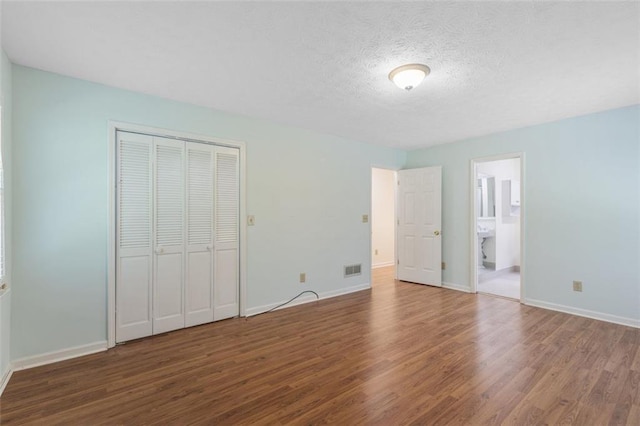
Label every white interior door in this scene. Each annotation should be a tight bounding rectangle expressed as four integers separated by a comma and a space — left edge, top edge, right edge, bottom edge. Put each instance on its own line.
397, 166, 442, 286
116, 132, 153, 343
213, 147, 240, 320
153, 137, 186, 334
185, 142, 215, 327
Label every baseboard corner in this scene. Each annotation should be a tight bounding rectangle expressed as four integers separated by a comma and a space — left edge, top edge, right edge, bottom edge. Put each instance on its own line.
0, 367, 13, 397
442, 282, 472, 293
12, 341, 109, 371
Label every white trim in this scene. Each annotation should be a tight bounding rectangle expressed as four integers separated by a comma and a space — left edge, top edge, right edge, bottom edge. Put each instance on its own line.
107, 124, 116, 348
394, 168, 398, 281
368, 167, 373, 274
0, 367, 12, 397
239, 140, 247, 318
372, 261, 395, 269
245, 283, 371, 317
524, 298, 640, 329
107, 121, 248, 348
469, 152, 525, 303
12, 341, 108, 371
442, 282, 472, 293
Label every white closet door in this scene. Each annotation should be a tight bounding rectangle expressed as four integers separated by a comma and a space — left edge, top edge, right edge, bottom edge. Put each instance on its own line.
185, 142, 215, 327
213, 147, 240, 320
153, 137, 186, 334
116, 132, 153, 343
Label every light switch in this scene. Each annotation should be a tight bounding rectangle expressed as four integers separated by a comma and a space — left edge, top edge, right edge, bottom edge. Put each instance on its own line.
247, 215, 255, 226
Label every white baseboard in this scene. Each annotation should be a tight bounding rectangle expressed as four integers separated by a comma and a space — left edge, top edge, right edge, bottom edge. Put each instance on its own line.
246, 283, 371, 316
373, 261, 395, 269
524, 298, 640, 329
0, 367, 13, 397
442, 282, 472, 293
12, 341, 108, 371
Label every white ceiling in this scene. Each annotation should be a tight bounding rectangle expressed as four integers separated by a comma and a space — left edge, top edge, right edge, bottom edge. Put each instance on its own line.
2, 1, 639, 149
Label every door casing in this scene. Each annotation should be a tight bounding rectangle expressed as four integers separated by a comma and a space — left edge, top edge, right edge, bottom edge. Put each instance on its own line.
469, 152, 525, 299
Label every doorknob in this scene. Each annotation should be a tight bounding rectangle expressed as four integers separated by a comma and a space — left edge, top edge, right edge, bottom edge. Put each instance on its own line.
206, 245, 213, 251
155, 247, 165, 254
434, 230, 440, 236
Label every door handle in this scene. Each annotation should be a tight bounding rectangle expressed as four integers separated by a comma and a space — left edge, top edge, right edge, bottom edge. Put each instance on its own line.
155, 247, 165, 254
206, 245, 213, 251
434, 230, 440, 236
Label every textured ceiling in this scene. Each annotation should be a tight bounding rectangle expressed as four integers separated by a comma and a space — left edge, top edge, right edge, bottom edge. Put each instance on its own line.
2, 1, 639, 149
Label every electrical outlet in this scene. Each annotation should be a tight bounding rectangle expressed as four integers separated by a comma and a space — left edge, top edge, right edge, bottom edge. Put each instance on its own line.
247, 215, 255, 226
300, 273, 306, 283
375, 249, 379, 255
441, 262, 446, 270
362, 214, 369, 223
573, 280, 583, 292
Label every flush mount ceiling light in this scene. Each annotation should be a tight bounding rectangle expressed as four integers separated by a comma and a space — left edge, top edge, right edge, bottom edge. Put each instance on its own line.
388, 63, 431, 91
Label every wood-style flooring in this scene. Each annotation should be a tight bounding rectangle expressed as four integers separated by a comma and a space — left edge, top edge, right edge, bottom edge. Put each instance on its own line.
1, 266, 639, 425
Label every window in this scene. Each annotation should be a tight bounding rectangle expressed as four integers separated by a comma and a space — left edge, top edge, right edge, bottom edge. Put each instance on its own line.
0, 106, 5, 285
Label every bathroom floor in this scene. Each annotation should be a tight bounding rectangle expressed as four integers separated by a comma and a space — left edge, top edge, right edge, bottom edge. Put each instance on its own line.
477, 271, 520, 300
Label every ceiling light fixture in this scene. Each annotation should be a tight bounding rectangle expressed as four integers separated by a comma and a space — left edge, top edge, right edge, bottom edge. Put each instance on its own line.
388, 63, 431, 91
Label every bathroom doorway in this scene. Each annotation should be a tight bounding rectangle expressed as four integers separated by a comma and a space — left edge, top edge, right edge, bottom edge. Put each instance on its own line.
471, 154, 523, 300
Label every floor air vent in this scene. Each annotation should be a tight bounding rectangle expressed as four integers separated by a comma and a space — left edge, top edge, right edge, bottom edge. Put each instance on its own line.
344, 264, 362, 277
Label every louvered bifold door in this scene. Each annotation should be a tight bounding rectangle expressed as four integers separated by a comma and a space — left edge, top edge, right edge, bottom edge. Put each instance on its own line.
153, 137, 186, 334
213, 146, 240, 320
116, 132, 153, 343
185, 142, 215, 327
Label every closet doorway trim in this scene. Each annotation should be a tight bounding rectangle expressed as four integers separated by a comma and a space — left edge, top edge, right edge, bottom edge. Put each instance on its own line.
107, 121, 247, 348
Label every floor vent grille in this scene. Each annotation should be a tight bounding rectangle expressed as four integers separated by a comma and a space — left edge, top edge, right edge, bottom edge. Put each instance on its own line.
344, 264, 362, 277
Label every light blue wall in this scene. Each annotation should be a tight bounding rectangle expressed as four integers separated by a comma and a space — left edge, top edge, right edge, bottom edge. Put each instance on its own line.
9, 61, 639, 361
406, 105, 640, 323
11, 65, 406, 359
0, 49, 13, 379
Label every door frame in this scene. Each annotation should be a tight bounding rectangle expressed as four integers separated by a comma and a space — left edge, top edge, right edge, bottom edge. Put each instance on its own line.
370, 167, 398, 272
107, 121, 247, 348
469, 152, 525, 300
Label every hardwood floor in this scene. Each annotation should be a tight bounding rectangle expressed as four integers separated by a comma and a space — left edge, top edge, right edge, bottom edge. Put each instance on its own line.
1, 266, 639, 425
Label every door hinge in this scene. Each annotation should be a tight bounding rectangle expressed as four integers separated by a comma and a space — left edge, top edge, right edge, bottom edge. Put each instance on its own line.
397, 259, 399, 265
397, 219, 400, 225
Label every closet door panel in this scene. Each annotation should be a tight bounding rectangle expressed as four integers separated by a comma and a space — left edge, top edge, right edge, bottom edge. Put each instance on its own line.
186, 252, 213, 325
185, 142, 215, 327
116, 132, 153, 343
213, 147, 240, 320
214, 247, 238, 318
153, 137, 185, 334
154, 252, 184, 333
118, 256, 151, 324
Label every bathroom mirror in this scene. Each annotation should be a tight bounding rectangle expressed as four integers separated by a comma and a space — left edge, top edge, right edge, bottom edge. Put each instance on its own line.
477, 176, 496, 218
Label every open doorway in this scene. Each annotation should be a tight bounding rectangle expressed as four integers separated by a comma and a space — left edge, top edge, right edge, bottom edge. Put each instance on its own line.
371, 168, 396, 279
471, 155, 523, 300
